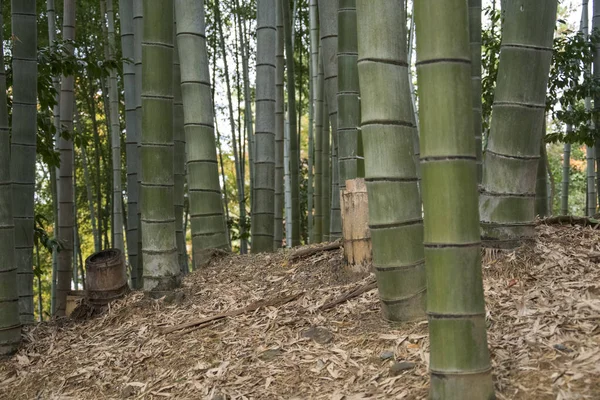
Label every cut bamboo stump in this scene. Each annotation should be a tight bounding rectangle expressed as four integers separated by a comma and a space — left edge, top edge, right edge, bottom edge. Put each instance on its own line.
85, 248, 129, 308
340, 178, 372, 272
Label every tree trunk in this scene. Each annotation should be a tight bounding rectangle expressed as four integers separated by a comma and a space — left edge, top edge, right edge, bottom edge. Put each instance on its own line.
479, 1, 558, 248
105, 0, 125, 252
173, 17, 187, 272
414, 1, 495, 397
274, 0, 285, 249
281, 0, 300, 247
0, 1, 21, 353
55, 0, 75, 317
251, 0, 277, 253
469, 0, 483, 182
119, 0, 140, 287
175, 0, 230, 268
141, 0, 181, 293
356, 0, 426, 322
310, 1, 322, 243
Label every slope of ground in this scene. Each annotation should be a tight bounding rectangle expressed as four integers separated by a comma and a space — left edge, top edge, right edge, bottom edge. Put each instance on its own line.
1, 223, 599, 399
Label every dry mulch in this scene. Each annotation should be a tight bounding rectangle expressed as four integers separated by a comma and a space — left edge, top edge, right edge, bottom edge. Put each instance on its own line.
1, 223, 599, 399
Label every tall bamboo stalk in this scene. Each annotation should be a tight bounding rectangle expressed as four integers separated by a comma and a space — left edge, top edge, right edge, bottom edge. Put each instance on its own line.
357, 0, 426, 322
133, 0, 144, 286
415, 1, 494, 397
282, 0, 300, 246
593, 0, 600, 212
337, 0, 361, 188
175, 0, 230, 267
173, 16, 187, 271
318, 0, 341, 240
141, 0, 181, 293
469, 0, 483, 182
106, 0, 125, 252
479, 1, 558, 248
561, 141, 571, 215
251, 0, 277, 252
119, 0, 140, 286
274, 0, 285, 249
322, 98, 331, 241
0, 0, 21, 353
310, 0, 321, 243
55, 0, 75, 316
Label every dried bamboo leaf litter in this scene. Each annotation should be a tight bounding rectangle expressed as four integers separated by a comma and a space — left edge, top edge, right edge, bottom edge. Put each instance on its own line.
1, 224, 599, 399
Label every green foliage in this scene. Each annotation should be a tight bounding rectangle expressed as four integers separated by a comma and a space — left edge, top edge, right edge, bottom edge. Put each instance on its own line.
481, 3, 501, 138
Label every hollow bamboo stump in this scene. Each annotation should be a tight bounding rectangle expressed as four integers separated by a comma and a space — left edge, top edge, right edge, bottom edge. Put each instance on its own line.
85, 248, 129, 307
340, 178, 372, 272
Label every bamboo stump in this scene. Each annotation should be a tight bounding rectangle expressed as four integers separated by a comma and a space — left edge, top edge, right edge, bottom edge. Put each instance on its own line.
85, 248, 129, 308
340, 178, 372, 272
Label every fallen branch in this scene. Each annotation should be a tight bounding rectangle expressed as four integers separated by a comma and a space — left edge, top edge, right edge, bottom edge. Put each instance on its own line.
161, 292, 303, 334
288, 240, 342, 261
540, 216, 600, 228
319, 278, 377, 311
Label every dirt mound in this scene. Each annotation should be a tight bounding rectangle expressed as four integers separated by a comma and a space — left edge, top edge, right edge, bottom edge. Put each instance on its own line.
1, 224, 599, 399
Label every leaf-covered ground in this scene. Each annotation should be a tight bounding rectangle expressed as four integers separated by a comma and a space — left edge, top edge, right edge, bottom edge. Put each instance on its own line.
1, 223, 599, 399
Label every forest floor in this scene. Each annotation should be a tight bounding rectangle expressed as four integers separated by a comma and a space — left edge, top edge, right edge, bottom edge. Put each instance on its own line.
1, 223, 600, 400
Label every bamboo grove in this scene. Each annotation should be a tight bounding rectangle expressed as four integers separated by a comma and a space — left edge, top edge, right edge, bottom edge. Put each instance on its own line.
2, 0, 600, 397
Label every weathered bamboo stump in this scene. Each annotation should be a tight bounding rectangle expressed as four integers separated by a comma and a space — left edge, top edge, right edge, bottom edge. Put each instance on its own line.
340, 178, 372, 272
85, 248, 129, 308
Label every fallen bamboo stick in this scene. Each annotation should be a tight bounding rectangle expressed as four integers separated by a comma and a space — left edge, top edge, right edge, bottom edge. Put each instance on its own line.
288, 240, 342, 261
161, 292, 303, 334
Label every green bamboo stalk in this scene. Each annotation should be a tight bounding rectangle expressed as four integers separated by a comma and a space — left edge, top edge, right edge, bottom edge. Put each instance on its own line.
281, 0, 300, 246
310, 1, 322, 244
318, 0, 341, 240
173, 16, 187, 272
536, 144, 549, 217
593, 0, 600, 210
274, 0, 285, 249
119, 0, 140, 286
480, 1, 558, 248
133, 0, 144, 287
322, 97, 331, 242
337, 0, 361, 188
469, 0, 483, 182
0, 0, 21, 354
175, 0, 230, 268
10, 0, 37, 323
415, 1, 494, 397
561, 123, 572, 215
356, 0, 426, 322
55, 0, 75, 317
251, 0, 277, 252
141, 0, 181, 293
106, 0, 125, 253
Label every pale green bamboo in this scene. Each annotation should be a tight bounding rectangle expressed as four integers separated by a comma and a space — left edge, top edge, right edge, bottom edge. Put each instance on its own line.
106, 0, 125, 253
173, 18, 187, 273
10, 0, 37, 323
356, 0, 426, 321
274, 0, 284, 249
281, 0, 300, 246
469, 0, 483, 182
561, 118, 573, 215
141, 0, 181, 293
310, 1, 322, 243
337, 0, 361, 188
175, 0, 229, 268
480, 1, 558, 248
0, 0, 21, 354
318, 0, 341, 240
133, 0, 144, 287
251, 0, 277, 252
119, 0, 140, 286
55, 0, 75, 317
415, 1, 494, 397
